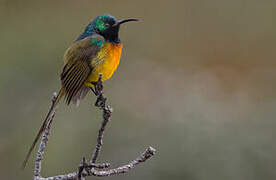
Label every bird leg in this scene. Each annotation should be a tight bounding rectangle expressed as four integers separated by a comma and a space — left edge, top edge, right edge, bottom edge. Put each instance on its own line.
91, 74, 106, 108
90, 86, 98, 96
89, 82, 100, 96
89, 74, 104, 96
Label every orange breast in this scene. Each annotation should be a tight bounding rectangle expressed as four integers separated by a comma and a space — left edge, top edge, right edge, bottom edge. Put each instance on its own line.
87, 42, 122, 83
108, 43, 122, 79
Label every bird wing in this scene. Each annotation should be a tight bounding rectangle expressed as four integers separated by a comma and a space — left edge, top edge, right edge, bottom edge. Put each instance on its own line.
61, 34, 105, 104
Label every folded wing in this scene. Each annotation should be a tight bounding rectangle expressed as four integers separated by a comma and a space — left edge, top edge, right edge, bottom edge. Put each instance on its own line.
61, 35, 105, 105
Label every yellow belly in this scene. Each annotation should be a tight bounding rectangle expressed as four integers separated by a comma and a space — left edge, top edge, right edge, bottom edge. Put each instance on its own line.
85, 42, 122, 86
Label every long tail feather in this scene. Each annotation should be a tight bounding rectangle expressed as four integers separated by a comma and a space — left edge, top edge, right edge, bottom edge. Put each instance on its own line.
21, 88, 65, 169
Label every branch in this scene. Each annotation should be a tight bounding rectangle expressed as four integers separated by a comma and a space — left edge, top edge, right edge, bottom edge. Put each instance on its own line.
33, 76, 156, 180
90, 74, 111, 164
34, 93, 57, 179
35, 147, 155, 180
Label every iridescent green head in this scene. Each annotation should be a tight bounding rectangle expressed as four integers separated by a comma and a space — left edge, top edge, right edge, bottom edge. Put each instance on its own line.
77, 14, 138, 43
93, 14, 116, 32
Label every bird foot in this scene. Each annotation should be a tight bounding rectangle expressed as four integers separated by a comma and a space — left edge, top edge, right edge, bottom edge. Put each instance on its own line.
89, 74, 107, 108
90, 74, 103, 96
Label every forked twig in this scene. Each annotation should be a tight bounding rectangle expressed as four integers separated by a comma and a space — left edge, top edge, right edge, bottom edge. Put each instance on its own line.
33, 76, 156, 180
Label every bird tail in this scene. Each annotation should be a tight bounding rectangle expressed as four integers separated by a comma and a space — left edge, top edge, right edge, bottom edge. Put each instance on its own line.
21, 88, 65, 169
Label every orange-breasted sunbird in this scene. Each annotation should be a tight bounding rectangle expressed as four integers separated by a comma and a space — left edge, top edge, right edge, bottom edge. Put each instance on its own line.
22, 14, 138, 168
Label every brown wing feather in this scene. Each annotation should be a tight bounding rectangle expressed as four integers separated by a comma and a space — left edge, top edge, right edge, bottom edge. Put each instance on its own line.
61, 60, 91, 105
61, 35, 105, 105
66, 64, 90, 104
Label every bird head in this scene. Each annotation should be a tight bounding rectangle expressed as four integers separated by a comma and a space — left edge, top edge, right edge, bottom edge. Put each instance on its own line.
77, 14, 138, 43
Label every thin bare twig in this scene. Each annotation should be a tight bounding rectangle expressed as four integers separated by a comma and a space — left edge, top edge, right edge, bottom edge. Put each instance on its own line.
36, 147, 155, 180
90, 74, 111, 163
89, 147, 156, 177
34, 92, 57, 179
32, 76, 156, 180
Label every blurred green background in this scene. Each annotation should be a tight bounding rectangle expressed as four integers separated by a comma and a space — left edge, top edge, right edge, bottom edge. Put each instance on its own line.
1, 0, 276, 179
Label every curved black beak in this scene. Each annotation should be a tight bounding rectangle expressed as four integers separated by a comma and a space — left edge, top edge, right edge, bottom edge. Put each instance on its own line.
113, 18, 138, 27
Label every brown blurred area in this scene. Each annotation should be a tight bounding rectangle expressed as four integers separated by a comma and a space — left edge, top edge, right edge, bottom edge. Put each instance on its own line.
0, 0, 276, 179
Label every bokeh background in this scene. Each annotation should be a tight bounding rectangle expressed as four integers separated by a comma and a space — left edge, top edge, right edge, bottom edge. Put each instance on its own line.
1, 0, 276, 179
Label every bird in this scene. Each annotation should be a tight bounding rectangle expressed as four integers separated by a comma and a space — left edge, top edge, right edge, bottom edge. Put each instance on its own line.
22, 14, 138, 168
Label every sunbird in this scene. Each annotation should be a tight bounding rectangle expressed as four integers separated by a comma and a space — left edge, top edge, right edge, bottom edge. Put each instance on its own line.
22, 14, 138, 168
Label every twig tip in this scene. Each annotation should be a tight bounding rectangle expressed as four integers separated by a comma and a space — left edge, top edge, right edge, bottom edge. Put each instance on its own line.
147, 146, 156, 155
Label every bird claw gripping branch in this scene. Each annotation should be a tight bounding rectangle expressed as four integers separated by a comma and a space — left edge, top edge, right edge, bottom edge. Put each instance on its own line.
93, 74, 107, 108
89, 74, 103, 95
